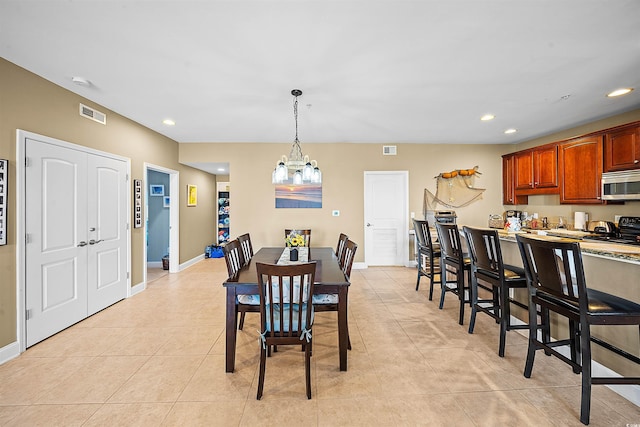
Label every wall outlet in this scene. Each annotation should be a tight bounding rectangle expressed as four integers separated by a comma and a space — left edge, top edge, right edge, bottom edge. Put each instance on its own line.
332, 210, 340, 217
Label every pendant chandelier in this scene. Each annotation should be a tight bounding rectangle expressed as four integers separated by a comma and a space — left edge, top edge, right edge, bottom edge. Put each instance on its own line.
272, 89, 321, 185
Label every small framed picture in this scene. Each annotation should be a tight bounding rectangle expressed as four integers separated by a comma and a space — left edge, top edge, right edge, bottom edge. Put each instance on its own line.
187, 184, 197, 207
163, 196, 170, 208
133, 179, 143, 228
150, 184, 164, 196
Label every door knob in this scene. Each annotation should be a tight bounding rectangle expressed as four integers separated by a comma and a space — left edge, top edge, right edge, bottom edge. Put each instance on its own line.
77, 241, 87, 247
89, 227, 96, 231
366, 223, 372, 227
89, 239, 103, 245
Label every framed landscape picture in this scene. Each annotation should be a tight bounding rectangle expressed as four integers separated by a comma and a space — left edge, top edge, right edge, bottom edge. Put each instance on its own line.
150, 184, 164, 196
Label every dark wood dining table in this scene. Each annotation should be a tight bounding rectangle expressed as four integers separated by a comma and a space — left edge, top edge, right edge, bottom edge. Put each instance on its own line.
223, 247, 350, 373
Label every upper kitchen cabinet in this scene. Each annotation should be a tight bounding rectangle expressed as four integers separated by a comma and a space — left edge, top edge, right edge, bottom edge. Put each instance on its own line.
514, 144, 559, 195
559, 136, 603, 204
604, 124, 640, 172
502, 154, 528, 205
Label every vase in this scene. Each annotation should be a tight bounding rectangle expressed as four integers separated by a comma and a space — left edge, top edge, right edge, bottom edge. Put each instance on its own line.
290, 247, 298, 261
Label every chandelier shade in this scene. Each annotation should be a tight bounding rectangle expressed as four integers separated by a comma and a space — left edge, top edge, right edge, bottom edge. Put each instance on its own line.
272, 89, 321, 185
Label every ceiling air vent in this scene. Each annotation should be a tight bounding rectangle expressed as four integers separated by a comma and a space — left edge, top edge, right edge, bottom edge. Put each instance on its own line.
79, 103, 106, 125
383, 145, 397, 155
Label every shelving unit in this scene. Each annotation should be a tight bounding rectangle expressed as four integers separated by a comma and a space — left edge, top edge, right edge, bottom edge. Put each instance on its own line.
217, 182, 230, 243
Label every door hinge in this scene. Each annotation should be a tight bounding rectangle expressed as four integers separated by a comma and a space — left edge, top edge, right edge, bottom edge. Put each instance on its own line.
26, 309, 33, 320
25, 157, 31, 167
25, 233, 31, 244
127, 272, 130, 279
126, 173, 129, 182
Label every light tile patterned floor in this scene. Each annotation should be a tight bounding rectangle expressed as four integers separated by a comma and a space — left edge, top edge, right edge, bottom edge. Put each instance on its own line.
0, 257, 638, 426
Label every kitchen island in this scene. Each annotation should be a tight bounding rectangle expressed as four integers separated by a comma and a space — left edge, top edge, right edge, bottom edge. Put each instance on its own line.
496, 230, 640, 385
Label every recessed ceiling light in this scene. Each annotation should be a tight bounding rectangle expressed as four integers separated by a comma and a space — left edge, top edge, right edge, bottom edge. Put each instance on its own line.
217, 168, 225, 172
504, 128, 517, 134
163, 119, 176, 126
480, 114, 495, 121
607, 88, 633, 97
71, 76, 91, 86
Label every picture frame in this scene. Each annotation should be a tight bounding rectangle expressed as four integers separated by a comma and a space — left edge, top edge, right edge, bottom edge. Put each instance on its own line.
187, 184, 197, 207
133, 179, 143, 228
163, 196, 170, 208
150, 184, 164, 196
0, 159, 6, 245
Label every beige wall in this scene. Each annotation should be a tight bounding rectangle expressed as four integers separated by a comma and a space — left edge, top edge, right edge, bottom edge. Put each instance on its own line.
0, 59, 217, 348
179, 143, 509, 255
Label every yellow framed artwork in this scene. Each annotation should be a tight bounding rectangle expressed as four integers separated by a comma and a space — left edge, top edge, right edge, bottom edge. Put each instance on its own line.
187, 184, 197, 207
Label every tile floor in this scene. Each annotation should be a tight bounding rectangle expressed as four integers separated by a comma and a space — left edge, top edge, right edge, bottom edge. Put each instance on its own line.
1, 258, 639, 426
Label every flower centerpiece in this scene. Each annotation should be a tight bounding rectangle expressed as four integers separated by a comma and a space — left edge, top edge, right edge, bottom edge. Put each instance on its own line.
285, 230, 305, 261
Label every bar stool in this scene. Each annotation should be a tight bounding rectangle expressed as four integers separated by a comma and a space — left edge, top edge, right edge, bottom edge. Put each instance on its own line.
463, 226, 529, 357
435, 222, 471, 325
516, 234, 640, 425
413, 219, 441, 300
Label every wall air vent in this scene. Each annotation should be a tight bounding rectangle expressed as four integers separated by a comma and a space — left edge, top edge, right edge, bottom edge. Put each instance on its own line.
79, 103, 106, 125
383, 145, 397, 155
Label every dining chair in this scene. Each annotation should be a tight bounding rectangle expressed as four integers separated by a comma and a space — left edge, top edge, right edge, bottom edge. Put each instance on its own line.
223, 239, 259, 330
413, 219, 441, 300
256, 261, 317, 400
435, 222, 472, 325
285, 229, 311, 247
237, 233, 254, 266
516, 234, 640, 425
313, 239, 357, 351
335, 233, 349, 268
462, 226, 529, 357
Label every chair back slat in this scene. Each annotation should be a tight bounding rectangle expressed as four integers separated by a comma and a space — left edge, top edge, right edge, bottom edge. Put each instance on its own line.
237, 233, 254, 265
435, 223, 465, 265
336, 233, 349, 267
413, 219, 429, 249
516, 235, 585, 306
342, 240, 358, 279
463, 226, 503, 278
256, 262, 316, 340
223, 239, 245, 278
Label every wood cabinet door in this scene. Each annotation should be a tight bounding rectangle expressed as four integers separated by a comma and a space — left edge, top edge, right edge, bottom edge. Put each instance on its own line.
534, 145, 558, 188
559, 136, 603, 204
502, 155, 515, 204
604, 125, 640, 171
514, 150, 534, 190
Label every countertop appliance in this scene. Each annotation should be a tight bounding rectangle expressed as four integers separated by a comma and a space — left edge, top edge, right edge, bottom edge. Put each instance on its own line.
602, 170, 640, 201
426, 210, 456, 226
583, 216, 640, 245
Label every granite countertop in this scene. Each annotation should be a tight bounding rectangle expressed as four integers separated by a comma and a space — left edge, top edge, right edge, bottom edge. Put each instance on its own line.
497, 230, 640, 265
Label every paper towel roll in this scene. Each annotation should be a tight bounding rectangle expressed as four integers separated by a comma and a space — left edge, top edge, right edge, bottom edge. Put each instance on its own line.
574, 212, 588, 230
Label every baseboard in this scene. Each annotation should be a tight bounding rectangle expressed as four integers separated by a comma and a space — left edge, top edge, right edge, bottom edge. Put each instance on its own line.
510, 316, 640, 407
179, 253, 204, 271
130, 281, 146, 297
353, 262, 367, 270
0, 341, 20, 366
147, 261, 162, 268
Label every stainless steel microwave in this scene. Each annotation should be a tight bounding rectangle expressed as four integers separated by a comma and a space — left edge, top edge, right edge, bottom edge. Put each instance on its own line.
602, 170, 640, 200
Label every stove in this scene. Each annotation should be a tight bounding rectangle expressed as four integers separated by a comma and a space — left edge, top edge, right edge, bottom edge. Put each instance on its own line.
582, 216, 640, 246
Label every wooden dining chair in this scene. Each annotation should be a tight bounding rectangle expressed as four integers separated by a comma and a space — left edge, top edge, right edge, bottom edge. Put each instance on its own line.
516, 234, 640, 425
314, 239, 357, 350
256, 261, 317, 400
335, 233, 349, 268
435, 222, 472, 325
413, 219, 441, 300
223, 239, 259, 330
285, 229, 311, 247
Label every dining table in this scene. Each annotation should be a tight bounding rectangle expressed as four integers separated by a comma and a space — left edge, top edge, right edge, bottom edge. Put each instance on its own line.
223, 247, 350, 373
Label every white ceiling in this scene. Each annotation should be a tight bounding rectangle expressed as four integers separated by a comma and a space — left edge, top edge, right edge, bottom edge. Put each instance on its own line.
1, 0, 640, 151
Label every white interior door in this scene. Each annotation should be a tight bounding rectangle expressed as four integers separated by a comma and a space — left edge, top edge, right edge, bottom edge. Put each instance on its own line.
364, 171, 408, 266
25, 137, 128, 347
25, 140, 88, 347
87, 154, 128, 315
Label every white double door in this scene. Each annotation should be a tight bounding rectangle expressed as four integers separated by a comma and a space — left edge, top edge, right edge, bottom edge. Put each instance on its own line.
25, 138, 128, 347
